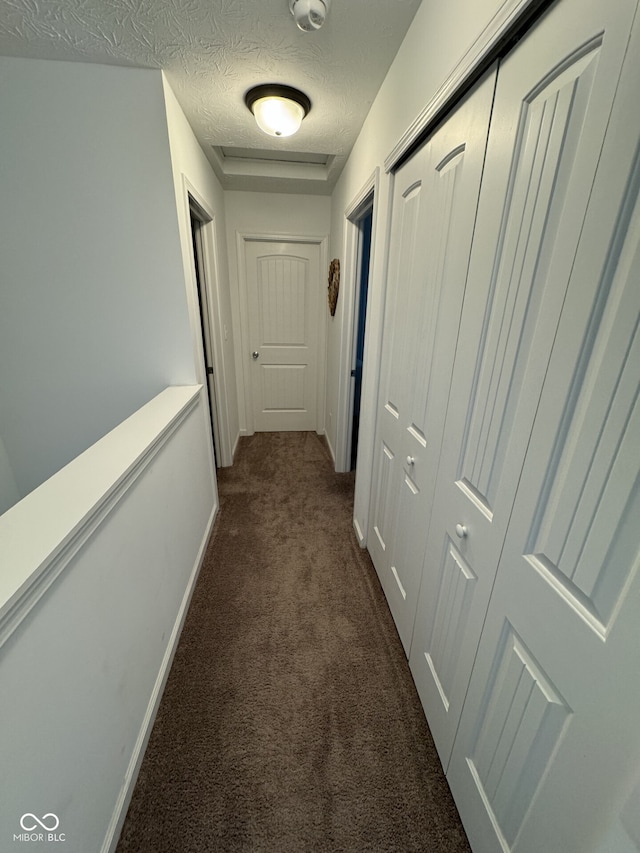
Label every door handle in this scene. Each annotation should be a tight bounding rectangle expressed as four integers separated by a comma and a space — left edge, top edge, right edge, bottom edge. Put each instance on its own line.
455, 523, 468, 539
252, 351, 260, 360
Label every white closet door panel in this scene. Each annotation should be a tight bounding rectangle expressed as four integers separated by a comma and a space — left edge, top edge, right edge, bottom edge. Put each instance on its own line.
369, 149, 426, 588
448, 11, 640, 850
370, 440, 400, 557
409, 0, 637, 771
369, 71, 496, 653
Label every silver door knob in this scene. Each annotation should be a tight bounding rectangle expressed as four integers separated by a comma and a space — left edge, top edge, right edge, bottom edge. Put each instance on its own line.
252, 351, 260, 360
406, 456, 415, 466
455, 523, 468, 539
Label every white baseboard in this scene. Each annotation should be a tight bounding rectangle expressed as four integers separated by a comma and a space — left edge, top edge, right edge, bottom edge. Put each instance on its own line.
232, 430, 241, 461
353, 517, 366, 548
325, 432, 337, 467
102, 501, 218, 853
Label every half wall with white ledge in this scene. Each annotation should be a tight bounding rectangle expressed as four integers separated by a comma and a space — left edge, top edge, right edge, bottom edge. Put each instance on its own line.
0, 385, 217, 853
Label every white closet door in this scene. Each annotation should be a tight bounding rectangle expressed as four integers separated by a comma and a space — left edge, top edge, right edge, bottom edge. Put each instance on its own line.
368, 71, 496, 653
447, 16, 640, 849
408, 0, 638, 770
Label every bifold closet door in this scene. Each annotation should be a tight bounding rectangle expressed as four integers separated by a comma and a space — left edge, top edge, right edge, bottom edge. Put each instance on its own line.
367, 70, 496, 654
408, 0, 638, 774
447, 9, 640, 852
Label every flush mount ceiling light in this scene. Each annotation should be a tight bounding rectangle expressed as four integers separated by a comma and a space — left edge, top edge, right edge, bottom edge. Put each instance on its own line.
289, 0, 331, 32
244, 84, 311, 138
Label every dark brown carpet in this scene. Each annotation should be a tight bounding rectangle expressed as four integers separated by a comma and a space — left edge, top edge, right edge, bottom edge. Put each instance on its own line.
116, 432, 471, 853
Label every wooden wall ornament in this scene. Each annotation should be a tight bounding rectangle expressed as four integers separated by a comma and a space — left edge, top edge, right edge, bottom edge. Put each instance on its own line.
328, 259, 340, 316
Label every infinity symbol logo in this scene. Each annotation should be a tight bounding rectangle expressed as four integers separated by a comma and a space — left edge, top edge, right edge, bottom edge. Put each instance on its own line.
20, 813, 60, 832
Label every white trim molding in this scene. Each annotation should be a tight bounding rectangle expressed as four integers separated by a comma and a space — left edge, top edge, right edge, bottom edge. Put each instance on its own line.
352, 168, 396, 546
181, 175, 234, 467
384, 0, 549, 172
334, 169, 379, 473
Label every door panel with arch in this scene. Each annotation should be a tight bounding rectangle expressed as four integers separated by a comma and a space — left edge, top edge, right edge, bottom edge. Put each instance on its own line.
408, 0, 638, 773
447, 13, 640, 849
368, 69, 497, 654
244, 240, 321, 432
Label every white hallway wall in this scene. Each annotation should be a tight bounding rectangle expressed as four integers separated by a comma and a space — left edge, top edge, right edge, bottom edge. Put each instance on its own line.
0, 57, 220, 853
224, 191, 331, 436
0, 57, 196, 501
0, 387, 216, 853
325, 0, 510, 536
163, 77, 240, 461
0, 433, 20, 515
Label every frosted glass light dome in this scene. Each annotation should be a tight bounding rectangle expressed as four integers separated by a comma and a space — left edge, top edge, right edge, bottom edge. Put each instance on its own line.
252, 96, 306, 137
245, 85, 311, 138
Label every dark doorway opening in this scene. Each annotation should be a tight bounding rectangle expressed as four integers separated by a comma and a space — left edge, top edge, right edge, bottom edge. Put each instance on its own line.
350, 206, 373, 471
189, 204, 219, 467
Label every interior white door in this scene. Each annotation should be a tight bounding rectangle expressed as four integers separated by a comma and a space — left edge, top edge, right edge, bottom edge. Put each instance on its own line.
447, 17, 640, 848
408, 0, 638, 770
245, 240, 321, 431
368, 70, 496, 653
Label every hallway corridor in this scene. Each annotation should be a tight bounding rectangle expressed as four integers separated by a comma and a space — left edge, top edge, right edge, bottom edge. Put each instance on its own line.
116, 432, 470, 852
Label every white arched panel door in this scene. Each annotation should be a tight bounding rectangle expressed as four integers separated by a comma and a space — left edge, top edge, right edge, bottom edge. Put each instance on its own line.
244, 240, 321, 432
448, 15, 640, 849
368, 70, 496, 653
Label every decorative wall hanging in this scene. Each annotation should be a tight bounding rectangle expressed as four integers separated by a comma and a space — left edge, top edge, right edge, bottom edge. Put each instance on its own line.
328, 259, 340, 316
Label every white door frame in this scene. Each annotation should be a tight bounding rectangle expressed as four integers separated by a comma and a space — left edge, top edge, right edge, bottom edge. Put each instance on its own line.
181, 176, 234, 467
334, 172, 377, 474
236, 231, 328, 436
340, 168, 397, 546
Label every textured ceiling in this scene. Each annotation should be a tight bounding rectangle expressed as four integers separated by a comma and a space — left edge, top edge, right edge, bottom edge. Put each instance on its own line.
0, 0, 422, 193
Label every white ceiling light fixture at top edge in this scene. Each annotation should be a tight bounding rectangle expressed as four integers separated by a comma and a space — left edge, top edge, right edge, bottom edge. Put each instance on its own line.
289, 0, 332, 32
